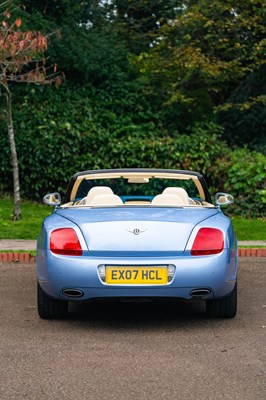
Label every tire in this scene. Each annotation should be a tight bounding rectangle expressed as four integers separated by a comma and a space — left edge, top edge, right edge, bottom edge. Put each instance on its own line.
37, 282, 68, 319
206, 281, 237, 318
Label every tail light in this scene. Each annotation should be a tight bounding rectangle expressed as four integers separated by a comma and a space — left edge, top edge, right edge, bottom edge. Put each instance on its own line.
50, 228, 82, 256
191, 228, 224, 256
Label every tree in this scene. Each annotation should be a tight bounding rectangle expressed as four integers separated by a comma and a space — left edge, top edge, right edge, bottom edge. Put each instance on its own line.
0, 5, 60, 220
108, 0, 182, 54
218, 64, 266, 150
134, 0, 266, 133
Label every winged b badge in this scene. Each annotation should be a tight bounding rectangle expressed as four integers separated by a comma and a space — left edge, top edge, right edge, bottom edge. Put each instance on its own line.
126, 227, 147, 235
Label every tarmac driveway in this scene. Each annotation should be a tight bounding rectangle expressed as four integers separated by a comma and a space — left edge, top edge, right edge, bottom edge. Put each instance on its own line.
0, 259, 265, 400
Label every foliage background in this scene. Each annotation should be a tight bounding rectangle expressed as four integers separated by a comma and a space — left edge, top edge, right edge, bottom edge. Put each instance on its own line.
0, 0, 265, 217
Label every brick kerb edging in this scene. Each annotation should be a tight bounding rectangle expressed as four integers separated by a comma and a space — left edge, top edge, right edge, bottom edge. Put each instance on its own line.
0, 248, 265, 263
0, 253, 36, 263
238, 248, 266, 257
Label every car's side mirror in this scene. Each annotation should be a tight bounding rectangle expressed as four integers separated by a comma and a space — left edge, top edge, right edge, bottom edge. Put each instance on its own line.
43, 192, 61, 206
215, 192, 234, 206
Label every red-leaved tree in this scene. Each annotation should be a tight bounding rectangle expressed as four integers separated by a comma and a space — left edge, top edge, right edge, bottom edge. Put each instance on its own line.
0, 6, 61, 220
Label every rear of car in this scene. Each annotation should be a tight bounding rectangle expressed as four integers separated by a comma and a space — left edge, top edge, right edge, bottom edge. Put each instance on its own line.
37, 169, 238, 319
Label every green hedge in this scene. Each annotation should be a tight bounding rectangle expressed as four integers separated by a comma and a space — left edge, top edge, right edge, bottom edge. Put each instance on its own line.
0, 85, 265, 217
224, 149, 266, 217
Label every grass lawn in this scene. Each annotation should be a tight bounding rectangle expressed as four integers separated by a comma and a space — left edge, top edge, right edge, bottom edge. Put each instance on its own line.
231, 216, 266, 241
0, 197, 265, 241
0, 198, 52, 240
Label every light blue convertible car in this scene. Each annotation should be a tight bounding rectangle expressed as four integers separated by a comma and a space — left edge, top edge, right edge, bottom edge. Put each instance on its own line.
37, 169, 238, 319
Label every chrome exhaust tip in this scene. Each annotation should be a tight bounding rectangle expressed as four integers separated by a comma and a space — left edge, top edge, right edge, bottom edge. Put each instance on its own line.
62, 289, 84, 298
190, 288, 211, 298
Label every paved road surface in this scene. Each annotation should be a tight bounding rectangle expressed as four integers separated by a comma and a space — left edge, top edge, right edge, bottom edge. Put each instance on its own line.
0, 259, 265, 400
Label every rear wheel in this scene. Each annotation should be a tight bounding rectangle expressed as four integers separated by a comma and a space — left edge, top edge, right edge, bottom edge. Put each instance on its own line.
206, 281, 237, 318
37, 282, 68, 319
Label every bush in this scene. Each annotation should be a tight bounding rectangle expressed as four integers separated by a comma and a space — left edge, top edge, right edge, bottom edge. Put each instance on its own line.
0, 84, 265, 218
224, 149, 266, 218
0, 85, 223, 196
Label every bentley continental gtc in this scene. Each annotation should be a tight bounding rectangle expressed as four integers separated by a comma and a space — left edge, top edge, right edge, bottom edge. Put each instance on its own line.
37, 169, 238, 319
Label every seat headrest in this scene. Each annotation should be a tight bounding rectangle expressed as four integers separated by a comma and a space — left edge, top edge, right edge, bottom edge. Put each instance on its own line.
90, 194, 123, 206
163, 187, 190, 205
85, 186, 114, 205
151, 193, 185, 206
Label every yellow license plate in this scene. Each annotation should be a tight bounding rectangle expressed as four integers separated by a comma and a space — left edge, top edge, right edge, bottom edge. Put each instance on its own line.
106, 266, 168, 285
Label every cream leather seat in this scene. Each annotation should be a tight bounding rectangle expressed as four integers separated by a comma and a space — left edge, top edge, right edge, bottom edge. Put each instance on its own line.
151, 193, 185, 206
90, 194, 123, 207
84, 186, 114, 205
163, 187, 190, 205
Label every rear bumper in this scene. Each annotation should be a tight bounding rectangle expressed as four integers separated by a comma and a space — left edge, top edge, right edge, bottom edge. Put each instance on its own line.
37, 248, 238, 301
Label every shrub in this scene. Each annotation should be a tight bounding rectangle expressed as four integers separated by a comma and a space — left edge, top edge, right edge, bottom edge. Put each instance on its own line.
0, 85, 223, 197
0, 84, 265, 218
224, 149, 266, 218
